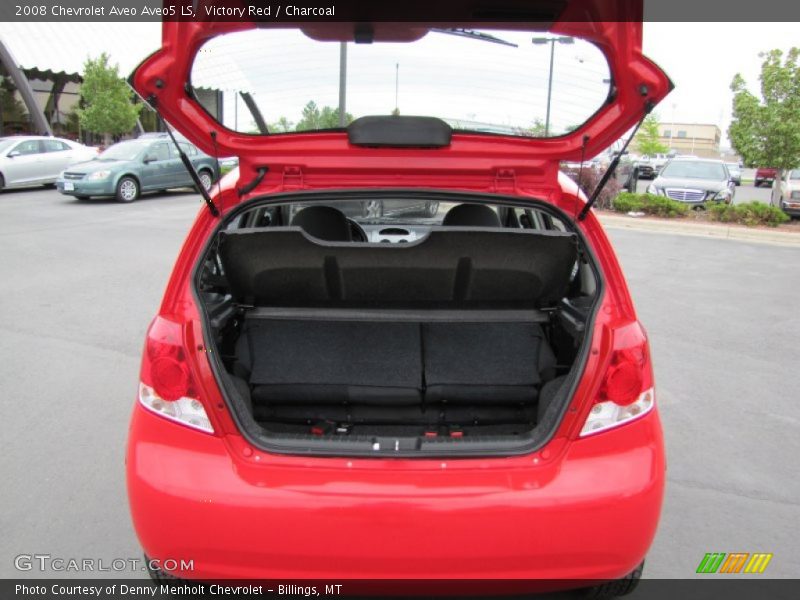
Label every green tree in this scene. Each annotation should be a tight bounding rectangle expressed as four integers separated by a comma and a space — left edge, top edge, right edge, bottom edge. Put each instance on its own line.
513, 118, 547, 137
634, 114, 668, 155
269, 116, 294, 133
295, 101, 353, 131
78, 53, 141, 142
729, 48, 800, 206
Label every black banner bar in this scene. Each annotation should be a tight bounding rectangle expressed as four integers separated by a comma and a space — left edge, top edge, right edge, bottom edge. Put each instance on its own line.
3, 0, 800, 22
2, 579, 799, 600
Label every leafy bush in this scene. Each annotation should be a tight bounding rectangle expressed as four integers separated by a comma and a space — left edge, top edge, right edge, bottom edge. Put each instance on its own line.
562, 166, 621, 210
640, 194, 690, 217
705, 202, 737, 222
706, 201, 790, 227
612, 192, 688, 218
612, 192, 643, 213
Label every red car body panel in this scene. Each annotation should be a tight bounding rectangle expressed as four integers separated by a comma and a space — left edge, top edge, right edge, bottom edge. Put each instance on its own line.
755, 167, 777, 183
126, 1, 670, 586
128, 401, 664, 581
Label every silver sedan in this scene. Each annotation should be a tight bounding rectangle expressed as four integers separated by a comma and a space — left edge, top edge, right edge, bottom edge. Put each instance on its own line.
0, 136, 98, 191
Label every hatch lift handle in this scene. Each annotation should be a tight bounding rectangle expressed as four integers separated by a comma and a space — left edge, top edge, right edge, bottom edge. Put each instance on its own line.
237, 167, 269, 197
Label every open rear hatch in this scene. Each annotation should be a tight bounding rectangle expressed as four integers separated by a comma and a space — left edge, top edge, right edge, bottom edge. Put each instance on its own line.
129, 0, 672, 201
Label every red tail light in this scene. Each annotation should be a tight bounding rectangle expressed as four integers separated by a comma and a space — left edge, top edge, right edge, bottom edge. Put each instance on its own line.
581, 322, 655, 437
602, 346, 647, 406
138, 316, 214, 434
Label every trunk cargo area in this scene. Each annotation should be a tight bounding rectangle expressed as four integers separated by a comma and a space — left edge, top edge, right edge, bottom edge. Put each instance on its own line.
202, 216, 593, 451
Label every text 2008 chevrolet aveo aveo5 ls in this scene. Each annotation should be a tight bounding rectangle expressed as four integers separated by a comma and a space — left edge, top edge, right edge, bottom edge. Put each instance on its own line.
126, 1, 672, 596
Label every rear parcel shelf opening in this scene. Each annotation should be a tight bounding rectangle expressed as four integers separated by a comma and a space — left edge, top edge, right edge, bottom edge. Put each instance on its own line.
216, 226, 578, 309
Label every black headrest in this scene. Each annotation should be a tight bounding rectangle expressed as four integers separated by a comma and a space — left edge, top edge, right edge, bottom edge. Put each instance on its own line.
291, 206, 352, 242
442, 204, 502, 227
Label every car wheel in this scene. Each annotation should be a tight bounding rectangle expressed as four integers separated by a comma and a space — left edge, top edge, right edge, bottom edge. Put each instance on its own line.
754, 180, 761, 188
361, 199, 383, 218
198, 170, 213, 192
115, 176, 140, 203
424, 200, 440, 217
581, 561, 644, 599
0, 173, 4, 191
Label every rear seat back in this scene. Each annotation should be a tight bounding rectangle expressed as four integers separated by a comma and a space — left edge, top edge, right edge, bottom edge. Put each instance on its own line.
235, 319, 556, 409
238, 320, 422, 406
221, 225, 574, 411
423, 322, 556, 404
218, 227, 578, 309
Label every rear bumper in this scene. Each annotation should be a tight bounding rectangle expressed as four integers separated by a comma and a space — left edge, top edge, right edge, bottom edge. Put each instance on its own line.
781, 200, 800, 216
127, 404, 665, 583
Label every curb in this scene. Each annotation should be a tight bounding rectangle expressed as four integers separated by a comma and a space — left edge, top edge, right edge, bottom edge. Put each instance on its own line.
596, 213, 800, 247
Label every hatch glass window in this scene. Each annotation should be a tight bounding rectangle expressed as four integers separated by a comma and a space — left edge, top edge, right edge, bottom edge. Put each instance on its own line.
190, 28, 611, 138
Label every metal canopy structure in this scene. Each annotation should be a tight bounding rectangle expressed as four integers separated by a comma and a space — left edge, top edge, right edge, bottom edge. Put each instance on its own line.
0, 38, 51, 135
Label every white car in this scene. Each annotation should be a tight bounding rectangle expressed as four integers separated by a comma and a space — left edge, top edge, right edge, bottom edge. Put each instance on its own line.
0, 136, 98, 191
778, 169, 800, 217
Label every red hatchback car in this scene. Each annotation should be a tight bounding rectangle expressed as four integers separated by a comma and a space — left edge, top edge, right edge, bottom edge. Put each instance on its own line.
127, 2, 672, 596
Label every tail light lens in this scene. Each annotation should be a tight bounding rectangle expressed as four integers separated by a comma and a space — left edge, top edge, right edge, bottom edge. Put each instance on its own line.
580, 321, 655, 437
138, 316, 214, 434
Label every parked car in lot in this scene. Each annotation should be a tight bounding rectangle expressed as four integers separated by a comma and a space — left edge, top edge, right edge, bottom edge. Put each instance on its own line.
56, 135, 217, 202
0, 136, 97, 190
127, 7, 672, 596
755, 166, 778, 187
600, 141, 639, 192
647, 158, 735, 208
725, 162, 742, 186
634, 151, 675, 179
778, 169, 800, 217
562, 141, 638, 194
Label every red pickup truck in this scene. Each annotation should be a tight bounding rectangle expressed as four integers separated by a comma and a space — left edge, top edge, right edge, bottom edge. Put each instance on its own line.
755, 167, 778, 187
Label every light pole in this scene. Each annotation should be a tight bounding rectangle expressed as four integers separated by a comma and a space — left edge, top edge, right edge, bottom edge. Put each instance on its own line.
669, 102, 676, 152
338, 42, 347, 127
532, 35, 574, 136
394, 62, 399, 114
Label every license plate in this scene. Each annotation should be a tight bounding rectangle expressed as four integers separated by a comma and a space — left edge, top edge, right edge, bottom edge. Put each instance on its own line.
64, 182, 74, 191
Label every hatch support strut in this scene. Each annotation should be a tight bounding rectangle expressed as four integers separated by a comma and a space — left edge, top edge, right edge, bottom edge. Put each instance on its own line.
149, 97, 221, 217
577, 100, 654, 221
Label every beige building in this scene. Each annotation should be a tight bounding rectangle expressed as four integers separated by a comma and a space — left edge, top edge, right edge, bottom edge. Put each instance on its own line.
657, 123, 721, 158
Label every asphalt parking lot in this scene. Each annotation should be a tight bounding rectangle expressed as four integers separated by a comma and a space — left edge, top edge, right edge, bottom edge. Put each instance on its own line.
1, 187, 798, 580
